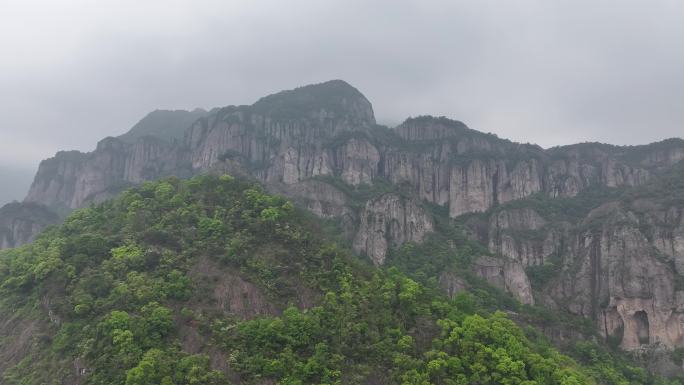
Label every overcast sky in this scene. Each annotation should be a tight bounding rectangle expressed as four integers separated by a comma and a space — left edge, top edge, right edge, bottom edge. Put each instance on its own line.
1, 0, 684, 200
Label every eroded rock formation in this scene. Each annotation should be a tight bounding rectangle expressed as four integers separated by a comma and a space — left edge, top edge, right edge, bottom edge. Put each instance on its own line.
352, 194, 433, 265
471, 193, 684, 351
0, 202, 59, 249
5, 79, 684, 360
471, 256, 535, 305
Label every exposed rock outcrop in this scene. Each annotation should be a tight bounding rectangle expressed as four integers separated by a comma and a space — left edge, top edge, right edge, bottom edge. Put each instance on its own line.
473, 197, 684, 351
352, 194, 433, 265
481, 208, 569, 267
186, 81, 375, 185
335, 138, 379, 186
472, 256, 535, 305
549, 203, 684, 350
5, 79, 684, 368
464, 169, 684, 353
276, 180, 357, 238
19, 81, 682, 231
0, 202, 59, 249
25, 136, 185, 211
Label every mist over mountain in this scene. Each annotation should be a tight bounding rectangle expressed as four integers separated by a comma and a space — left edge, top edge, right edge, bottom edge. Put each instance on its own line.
4, 1, 684, 383
0, 165, 35, 206
2, 80, 684, 384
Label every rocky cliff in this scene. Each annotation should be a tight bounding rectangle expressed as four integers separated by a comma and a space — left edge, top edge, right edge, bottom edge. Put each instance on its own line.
553, 200, 684, 351
24, 136, 187, 211
0, 202, 59, 249
352, 194, 433, 265
5, 79, 684, 363
17, 81, 684, 251
465, 165, 684, 353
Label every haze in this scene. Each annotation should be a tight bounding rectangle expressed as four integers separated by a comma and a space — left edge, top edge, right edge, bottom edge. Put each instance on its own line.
1, 0, 683, 204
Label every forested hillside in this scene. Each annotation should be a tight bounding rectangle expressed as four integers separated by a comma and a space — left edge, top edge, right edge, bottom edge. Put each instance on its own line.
1, 175, 673, 385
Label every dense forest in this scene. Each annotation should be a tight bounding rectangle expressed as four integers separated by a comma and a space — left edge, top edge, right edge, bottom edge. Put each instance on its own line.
0, 175, 679, 384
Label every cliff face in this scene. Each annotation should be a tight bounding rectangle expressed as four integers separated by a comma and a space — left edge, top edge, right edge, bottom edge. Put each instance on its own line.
0, 202, 59, 249
469, 169, 684, 352
471, 255, 535, 305
20, 81, 681, 231
551, 202, 684, 350
25, 136, 186, 211
352, 194, 433, 265
483, 208, 555, 267
185, 80, 376, 185
7, 79, 684, 359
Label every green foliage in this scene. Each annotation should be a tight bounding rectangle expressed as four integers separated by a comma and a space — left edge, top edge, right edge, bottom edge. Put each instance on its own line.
624, 163, 684, 206
486, 187, 625, 224
217, 268, 598, 385
118, 109, 209, 144
0, 175, 677, 385
525, 255, 562, 290
125, 348, 227, 385
312, 174, 402, 211
251, 79, 368, 120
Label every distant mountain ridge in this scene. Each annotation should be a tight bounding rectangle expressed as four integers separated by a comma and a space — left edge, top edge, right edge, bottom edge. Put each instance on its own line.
118, 108, 213, 144
2, 79, 684, 371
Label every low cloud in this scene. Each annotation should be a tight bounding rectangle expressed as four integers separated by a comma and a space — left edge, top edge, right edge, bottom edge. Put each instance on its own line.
2, 0, 683, 169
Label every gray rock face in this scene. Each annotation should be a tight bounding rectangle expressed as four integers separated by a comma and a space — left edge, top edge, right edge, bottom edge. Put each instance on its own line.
472, 255, 535, 305
549, 203, 684, 350
24, 150, 87, 210
474, 198, 684, 351
449, 159, 499, 216
336, 138, 379, 186
485, 208, 555, 267
25, 136, 184, 211
21, 82, 683, 225
382, 144, 452, 205
478, 207, 576, 269
276, 180, 357, 239
352, 194, 433, 265
0, 203, 59, 249
7, 79, 684, 365
186, 111, 339, 184
185, 81, 376, 187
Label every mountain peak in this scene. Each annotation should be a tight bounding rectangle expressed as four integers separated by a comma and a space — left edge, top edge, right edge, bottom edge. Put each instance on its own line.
251, 80, 375, 124
119, 109, 211, 143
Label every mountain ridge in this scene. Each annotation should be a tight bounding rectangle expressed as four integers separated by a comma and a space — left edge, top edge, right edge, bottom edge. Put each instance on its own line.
3, 79, 684, 378
2, 175, 660, 384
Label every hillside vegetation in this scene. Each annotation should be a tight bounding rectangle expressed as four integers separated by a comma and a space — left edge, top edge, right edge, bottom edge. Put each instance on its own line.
0, 175, 679, 385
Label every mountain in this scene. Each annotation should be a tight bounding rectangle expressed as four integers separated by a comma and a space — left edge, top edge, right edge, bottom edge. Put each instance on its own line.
118, 109, 212, 144
0, 176, 666, 384
0, 202, 59, 248
2, 79, 684, 380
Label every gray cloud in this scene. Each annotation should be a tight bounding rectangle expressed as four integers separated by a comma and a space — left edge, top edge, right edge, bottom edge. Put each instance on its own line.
2, 0, 683, 175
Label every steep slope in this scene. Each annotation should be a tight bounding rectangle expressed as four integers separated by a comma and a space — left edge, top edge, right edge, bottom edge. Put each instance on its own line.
4, 79, 684, 374
24, 136, 189, 212
19, 83, 683, 260
20, 80, 377, 211
0, 202, 59, 248
464, 165, 684, 363
0, 176, 666, 385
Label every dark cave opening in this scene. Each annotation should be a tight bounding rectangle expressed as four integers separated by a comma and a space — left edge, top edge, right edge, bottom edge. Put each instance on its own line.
634, 310, 650, 345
